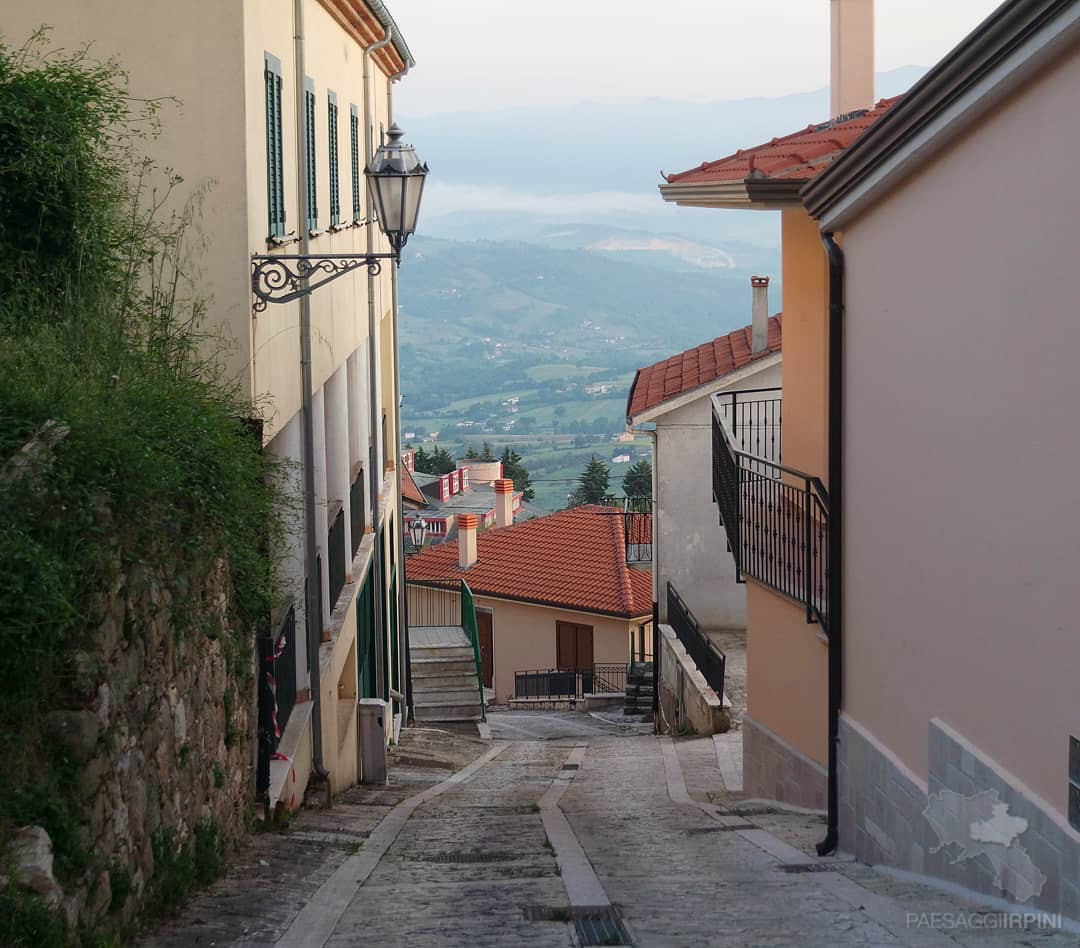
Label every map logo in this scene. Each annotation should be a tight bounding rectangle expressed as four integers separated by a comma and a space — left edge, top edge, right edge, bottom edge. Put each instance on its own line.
924, 788, 1046, 903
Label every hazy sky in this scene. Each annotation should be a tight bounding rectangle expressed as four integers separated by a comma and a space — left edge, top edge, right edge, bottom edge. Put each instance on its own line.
391, 0, 1004, 117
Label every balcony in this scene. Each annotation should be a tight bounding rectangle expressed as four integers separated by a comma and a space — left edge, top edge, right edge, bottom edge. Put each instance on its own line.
619, 496, 652, 565
711, 389, 829, 634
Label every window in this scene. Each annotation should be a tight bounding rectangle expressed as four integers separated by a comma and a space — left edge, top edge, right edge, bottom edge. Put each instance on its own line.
350, 104, 361, 223
304, 78, 317, 231
1070, 736, 1080, 831
327, 90, 340, 227
556, 621, 594, 671
264, 54, 285, 237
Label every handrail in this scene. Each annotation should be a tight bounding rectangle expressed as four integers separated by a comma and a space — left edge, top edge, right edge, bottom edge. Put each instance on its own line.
459, 580, 486, 721
711, 400, 830, 634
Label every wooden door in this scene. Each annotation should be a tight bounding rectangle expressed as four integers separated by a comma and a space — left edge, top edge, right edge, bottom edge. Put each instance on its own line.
556, 621, 594, 671
477, 610, 494, 688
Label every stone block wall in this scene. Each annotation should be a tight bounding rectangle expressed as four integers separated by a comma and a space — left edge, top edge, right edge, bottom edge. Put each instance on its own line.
657, 625, 729, 736
742, 714, 827, 810
839, 715, 1079, 922
32, 562, 255, 932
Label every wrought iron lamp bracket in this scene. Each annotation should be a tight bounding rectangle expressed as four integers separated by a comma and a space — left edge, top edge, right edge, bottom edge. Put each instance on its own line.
251, 251, 399, 311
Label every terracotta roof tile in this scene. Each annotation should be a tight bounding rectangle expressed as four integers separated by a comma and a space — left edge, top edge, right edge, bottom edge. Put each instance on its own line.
406, 505, 652, 618
402, 466, 427, 506
626, 315, 781, 418
665, 97, 902, 186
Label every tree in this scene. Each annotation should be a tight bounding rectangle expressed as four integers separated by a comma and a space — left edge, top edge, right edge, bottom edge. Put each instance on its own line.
413, 444, 432, 473
499, 446, 535, 502
481, 440, 493, 459
430, 446, 456, 474
568, 455, 614, 507
622, 458, 652, 503
463, 444, 480, 460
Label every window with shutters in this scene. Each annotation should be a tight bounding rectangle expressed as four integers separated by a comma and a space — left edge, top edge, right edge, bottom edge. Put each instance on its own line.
555, 621, 594, 671
350, 105, 361, 223
263, 54, 285, 237
304, 78, 317, 232
327, 90, 340, 226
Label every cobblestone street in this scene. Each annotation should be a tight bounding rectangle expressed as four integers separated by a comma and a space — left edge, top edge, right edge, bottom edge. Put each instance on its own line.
141, 717, 1080, 947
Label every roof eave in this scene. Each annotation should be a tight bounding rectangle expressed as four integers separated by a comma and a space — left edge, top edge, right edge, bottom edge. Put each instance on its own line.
659, 177, 804, 210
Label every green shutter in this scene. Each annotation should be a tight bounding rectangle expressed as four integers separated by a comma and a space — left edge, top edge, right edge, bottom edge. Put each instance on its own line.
264, 54, 285, 237
350, 105, 361, 223
304, 77, 317, 231
328, 91, 340, 226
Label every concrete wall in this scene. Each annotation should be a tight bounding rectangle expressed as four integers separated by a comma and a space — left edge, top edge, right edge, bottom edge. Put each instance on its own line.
840, 47, 1080, 822
653, 360, 781, 630
657, 625, 729, 736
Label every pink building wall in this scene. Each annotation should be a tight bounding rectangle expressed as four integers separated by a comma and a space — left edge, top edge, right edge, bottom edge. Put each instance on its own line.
841, 48, 1080, 817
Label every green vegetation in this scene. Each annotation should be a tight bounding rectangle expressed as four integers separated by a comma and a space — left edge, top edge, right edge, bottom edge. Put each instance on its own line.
145, 820, 225, 918
499, 447, 534, 502
411, 444, 456, 475
0, 32, 281, 941
622, 458, 652, 501
568, 456, 615, 507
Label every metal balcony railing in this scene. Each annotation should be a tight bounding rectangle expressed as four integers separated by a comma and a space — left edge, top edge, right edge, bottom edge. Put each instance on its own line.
666, 582, 726, 699
620, 496, 652, 564
514, 664, 628, 700
711, 396, 829, 635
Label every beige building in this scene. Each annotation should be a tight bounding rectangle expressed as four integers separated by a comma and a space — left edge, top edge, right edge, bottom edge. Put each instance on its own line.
802, 0, 1080, 919
9, 0, 419, 810
405, 497, 653, 708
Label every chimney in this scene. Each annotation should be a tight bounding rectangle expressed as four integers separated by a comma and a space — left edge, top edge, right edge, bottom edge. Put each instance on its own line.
494, 478, 515, 528
751, 276, 770, 354
830, 0, 875, 118
458, 513, 478, 569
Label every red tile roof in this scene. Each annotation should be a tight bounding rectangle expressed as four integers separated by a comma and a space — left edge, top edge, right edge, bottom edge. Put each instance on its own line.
402, 467, 427, 507
665, 97, 901, 186
627, 315, 781, 419
406, 505, 653, 618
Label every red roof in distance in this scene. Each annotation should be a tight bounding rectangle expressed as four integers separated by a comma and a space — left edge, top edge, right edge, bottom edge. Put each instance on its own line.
627, 315, 781, 419
665, 97, 901, 187
406, 505, 652, 618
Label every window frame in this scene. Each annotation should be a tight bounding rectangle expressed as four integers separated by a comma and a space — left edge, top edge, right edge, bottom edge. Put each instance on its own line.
350, 104, 361, 223
303, 77, 317, 232
264, 53, 286, 238
327, 90, 340, 227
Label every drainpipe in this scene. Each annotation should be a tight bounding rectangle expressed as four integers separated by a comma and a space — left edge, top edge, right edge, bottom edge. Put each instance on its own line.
386, 64, 413, 721
293, 0, 329, 782
363, 27, 393, 702
816, 232, 844, 856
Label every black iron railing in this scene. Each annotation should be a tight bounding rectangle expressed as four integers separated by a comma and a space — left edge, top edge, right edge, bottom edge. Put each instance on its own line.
328, 503, 346, 610
256, 603, 298, 800
350, 467, 365, 558
713, 387, 782, 464
620, 497, 652, 564
666, 583, 726, 699
514, 664, 628, 699
711, 399, 829, 634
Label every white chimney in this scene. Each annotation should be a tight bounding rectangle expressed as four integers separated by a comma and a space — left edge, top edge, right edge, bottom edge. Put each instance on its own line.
751, 276, 770, 354
458, 513, 478, 569
830, 0, 875, 118
494, 478, 515, 528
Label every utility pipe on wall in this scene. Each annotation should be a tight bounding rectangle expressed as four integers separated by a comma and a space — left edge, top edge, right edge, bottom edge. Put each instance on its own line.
817, 231, 845, 856
363, 26, 393, 701
292, 0, 329, 782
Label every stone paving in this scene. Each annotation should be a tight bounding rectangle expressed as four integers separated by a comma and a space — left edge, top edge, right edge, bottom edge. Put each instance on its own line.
140, 719, 1080, 947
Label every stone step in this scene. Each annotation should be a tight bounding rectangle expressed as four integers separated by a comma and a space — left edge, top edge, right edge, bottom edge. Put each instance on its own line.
410, 645, 476, 660
412, 688, 482, 705
411, 659, 477, 677
413, 703, 483, 722
411, 673, 479, 690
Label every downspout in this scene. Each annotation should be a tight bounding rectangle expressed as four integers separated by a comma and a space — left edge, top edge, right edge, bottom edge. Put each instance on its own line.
386, 62, 413, 721
816, 231, 844, 856
648, 427, 660, 727
293, 0, 329, 782
363, 26, 393, 701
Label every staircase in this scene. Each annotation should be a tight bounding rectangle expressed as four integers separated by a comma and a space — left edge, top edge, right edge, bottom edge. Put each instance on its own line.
409, 626, 485, 723
623, 661, 654, 721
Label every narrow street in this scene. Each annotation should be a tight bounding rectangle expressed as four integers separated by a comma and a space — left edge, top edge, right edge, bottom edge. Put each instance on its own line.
141, 716, 1080, 947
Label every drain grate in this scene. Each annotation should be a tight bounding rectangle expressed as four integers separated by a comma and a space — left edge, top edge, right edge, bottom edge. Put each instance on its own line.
777, 863, 837, 873
522, 906, 631, 945
414, 852, 517, 864
685, 824, 757, 834
562, 763, 580, 770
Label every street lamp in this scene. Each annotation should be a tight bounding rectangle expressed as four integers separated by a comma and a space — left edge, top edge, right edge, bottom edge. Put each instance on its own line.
366, 124, 428, 257
407, 517, 428, 554
250, 124, 428, 310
